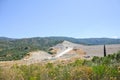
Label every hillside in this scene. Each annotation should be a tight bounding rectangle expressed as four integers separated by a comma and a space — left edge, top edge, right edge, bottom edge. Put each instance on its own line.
0, 37, 120, 61
0, 50, 120, 80
0, 37, 62, 61
48, 37, 120, 45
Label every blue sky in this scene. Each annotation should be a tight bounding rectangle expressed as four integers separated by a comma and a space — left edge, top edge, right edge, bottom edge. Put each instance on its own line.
0, 0, 120, 38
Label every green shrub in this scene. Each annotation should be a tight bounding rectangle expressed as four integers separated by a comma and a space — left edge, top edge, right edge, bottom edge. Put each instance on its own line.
0, 51, 120, 80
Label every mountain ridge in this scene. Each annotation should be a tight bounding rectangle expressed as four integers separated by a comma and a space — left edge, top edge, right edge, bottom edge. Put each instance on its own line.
1, 36, 120, 45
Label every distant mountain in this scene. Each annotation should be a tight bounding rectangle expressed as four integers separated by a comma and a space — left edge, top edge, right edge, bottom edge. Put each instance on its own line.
0, 37, 120, 46
0, 36, 120, 61
76, 38, 120, 45
0, 37, 15, 41
47, 37, 120, 45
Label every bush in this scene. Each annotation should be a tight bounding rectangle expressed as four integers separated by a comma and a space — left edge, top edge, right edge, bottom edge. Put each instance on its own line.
0, 51, 120, 80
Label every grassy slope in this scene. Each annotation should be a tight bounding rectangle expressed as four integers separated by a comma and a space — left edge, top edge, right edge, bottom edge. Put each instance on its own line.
0, 37, 63, 61
0, 51, 120, 80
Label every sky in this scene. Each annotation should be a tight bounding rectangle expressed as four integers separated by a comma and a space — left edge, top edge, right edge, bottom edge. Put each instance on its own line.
0, 0, 120, 38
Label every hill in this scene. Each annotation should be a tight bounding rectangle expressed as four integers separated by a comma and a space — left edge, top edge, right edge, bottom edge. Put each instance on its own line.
0, 37, 62, 61
48, 37, 120, 45
0, 37, 120, 61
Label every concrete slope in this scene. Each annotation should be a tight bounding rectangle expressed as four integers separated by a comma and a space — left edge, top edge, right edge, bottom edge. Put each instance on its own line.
52, 40, 120, 57
55, 48, 73, 58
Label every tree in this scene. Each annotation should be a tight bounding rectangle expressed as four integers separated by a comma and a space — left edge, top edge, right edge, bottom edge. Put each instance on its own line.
104, 45, 106, 57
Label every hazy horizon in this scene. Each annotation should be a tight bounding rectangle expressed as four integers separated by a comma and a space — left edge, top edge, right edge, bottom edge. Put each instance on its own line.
0, 0, 120, 38
0, 36, 120, 39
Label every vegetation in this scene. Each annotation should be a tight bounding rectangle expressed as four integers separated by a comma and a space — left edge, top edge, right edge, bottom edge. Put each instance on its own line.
0, 37, 120, 61
0, 51, 120, 80
104, 45, 106, 57
0, 37, 63, 61
48, 37, 120, 45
